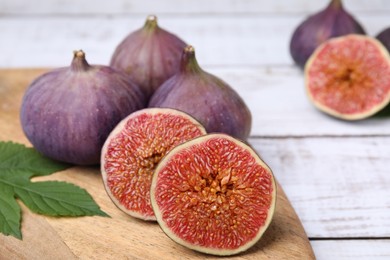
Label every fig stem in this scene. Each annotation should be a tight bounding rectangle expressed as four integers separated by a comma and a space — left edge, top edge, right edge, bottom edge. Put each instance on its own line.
71, 50, 90, 72
144, 15, 158, 30
329, 0, 343, 9
180, 46, 202, 74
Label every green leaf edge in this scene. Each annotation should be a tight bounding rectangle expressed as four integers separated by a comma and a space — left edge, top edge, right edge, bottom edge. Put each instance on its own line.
0, 141, 110, 240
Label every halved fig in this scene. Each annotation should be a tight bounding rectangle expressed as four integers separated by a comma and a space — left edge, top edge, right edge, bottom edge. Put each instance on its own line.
101, 108, 206, 221
305, 34, 390, 120
151, 133, 276, 256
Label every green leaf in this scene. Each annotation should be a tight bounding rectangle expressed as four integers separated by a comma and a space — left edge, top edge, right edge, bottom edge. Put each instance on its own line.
0, 185, 21, 239
15, 181, 108, 217
0, 141, 70, 179
0, 141, 109, 240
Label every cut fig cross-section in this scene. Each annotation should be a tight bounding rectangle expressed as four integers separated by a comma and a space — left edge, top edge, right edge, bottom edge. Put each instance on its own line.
305, 34, 390, 120
101, 108, 206, 221
151, 133, 276, 256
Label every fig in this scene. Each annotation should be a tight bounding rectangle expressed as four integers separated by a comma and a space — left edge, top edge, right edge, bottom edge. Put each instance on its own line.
149, 46, 252, 141
101, 108, 206, 221
376, 27, 390, 53
151, 133, 276, 256
305, 34, 390, 120
290, 0, 365, 69
110, 15, 187, 100
20, 50, 146, 165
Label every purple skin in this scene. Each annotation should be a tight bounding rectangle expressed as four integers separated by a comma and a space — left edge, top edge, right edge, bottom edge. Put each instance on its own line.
148, 46, 252, 141
376, 27, 390, 52
110, 15, 187, 100
20, 51, 146, 165
290, 0, 365, 69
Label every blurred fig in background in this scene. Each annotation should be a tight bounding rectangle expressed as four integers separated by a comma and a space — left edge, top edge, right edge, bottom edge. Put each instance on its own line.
290, 0, 365, 69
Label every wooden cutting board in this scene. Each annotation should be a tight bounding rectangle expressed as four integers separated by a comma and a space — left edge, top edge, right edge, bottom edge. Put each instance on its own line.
0, 69, 315, 259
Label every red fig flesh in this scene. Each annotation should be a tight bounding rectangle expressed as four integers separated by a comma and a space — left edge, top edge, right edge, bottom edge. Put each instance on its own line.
20, 50, 146, 165
151, 133, 276, 255
110, 15, 187, 100
290, 0, 365, 69
148, 46, 252, 141
305, 35, 390, 120
101, 108, 206, 220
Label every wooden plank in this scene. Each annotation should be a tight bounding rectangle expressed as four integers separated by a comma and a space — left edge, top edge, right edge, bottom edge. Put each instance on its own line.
1, 0, 389, 15
0, 205, 77, 260
249, 137, 390, 238
0, 69, 314, 259
0, 14, 388, 68
311, 240, 390, 259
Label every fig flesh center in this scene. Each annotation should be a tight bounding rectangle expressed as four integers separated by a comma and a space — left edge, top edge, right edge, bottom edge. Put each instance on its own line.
184, 169, 239, 214
139, 151, 164, 172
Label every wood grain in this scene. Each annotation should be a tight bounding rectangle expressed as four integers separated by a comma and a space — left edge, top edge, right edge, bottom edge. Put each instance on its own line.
251, 137, 390, 238
0, 69, 314, 259
0, 205, 77, 260
211, 67, 390, 137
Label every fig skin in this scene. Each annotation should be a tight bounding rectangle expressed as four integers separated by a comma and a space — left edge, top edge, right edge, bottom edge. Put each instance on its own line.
20, 50, 146, 165
148, 46, 252, 141
110, 15, 187, 100
290, 0, 365, 69
376, 27, 390, 52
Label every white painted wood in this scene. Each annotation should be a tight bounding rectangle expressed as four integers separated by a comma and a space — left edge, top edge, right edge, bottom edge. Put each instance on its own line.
0, 14, 388, 68
210, 67, 390, 137
311, 240, 390, 260
249, 137, 390, 238
1, 0, 389, 15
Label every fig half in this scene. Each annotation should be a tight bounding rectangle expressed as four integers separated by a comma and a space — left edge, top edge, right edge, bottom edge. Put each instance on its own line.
151, 133, 276, 256
305, 34, 390, 120
101, 108, 206, 220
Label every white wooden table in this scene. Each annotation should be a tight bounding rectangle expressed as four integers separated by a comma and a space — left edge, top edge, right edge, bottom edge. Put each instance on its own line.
1, 0, 389, 259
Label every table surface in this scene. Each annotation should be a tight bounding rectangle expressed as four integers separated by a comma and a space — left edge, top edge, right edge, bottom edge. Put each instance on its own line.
1, 0, 389, 259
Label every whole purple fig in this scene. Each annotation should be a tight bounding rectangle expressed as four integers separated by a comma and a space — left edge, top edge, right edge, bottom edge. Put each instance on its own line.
110, 15, 187, 100
148, 46, 252, 141
376, 27, 390, 52
20, 50, 146, 165
290, 0, 365, 69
